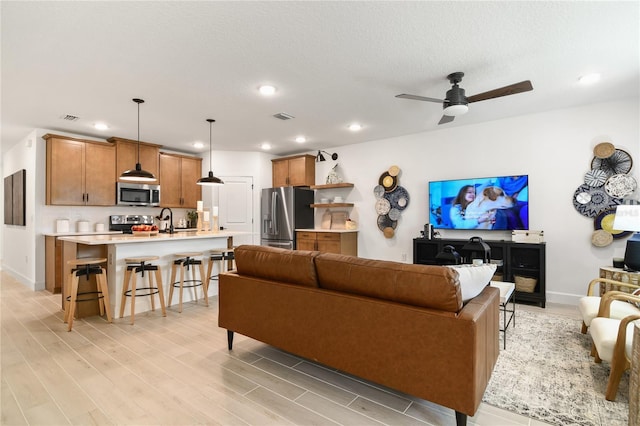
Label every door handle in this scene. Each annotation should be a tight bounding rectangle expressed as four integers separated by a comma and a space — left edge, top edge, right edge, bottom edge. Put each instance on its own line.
272, 192, 278, 234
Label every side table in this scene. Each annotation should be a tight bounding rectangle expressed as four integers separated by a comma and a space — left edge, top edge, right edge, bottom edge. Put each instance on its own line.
599, 267, 640, 295
490, 281, 515, 350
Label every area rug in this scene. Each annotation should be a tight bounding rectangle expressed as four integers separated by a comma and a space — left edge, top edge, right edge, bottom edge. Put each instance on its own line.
482, 309, 629, 426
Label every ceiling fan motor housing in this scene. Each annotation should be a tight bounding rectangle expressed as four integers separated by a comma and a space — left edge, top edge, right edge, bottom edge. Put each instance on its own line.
444, 85, 467, 107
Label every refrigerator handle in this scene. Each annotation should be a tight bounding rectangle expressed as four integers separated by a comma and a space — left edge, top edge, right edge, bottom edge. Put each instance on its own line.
272, 191, 278, 234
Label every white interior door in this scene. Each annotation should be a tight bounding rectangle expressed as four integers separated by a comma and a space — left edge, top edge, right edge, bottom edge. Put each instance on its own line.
218, 176, 254, 246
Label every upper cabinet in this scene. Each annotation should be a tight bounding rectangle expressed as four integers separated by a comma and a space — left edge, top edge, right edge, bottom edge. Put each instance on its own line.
159, 152, 202, 208
108, 137, 161, 183
44, 134, 116, 206
272, 154, 315, 187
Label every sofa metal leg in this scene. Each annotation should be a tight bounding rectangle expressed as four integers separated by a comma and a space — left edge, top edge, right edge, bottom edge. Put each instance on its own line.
455, 411, 467, 426
227, 330, 234, 350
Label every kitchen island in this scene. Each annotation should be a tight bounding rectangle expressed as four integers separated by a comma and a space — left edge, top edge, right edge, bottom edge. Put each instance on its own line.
57, 231, 245, 319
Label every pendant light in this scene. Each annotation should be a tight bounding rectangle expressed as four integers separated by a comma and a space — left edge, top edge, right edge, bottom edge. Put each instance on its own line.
120, 98, 156, 182
197, 119, 224, 186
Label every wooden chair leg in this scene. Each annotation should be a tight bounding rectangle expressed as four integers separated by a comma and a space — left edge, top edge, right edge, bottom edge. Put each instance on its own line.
67, 275, 80, 332
605, 358, 630, 401
199, 262, 208, 307
119, 268, 132, 319
129, 272, 137, 325
155, 269, 167, 317
178, 262, 185, 313
148, 271, 156, 312
206, 258, 214, 286
98, 268, 112, 323
167, 263, 177, 308
581, 321, 588, 334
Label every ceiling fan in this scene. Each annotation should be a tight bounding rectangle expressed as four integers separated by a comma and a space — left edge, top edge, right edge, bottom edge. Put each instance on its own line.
396, 72, 533, 125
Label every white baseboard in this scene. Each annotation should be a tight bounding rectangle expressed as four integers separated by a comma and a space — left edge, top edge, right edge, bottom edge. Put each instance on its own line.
546, 291, 580, 306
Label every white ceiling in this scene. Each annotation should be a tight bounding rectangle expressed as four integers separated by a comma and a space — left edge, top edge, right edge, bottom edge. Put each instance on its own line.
2, 1, 638, 156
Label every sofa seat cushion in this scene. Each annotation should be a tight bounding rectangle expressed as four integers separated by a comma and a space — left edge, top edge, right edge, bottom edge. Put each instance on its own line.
315, 253, 463, 312
234, 245, 320, 287
446, 264, 497, 303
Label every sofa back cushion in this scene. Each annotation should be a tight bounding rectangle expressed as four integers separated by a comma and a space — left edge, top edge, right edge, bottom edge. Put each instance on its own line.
315, 253, 463, 312
234, 245, 320, 287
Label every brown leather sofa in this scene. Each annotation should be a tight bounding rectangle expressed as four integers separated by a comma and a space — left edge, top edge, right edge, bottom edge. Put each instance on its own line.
219, 245, 500, 426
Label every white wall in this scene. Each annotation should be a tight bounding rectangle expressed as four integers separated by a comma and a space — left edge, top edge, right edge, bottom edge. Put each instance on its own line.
2, 98, 638, 304
2, 130, 39, 286
314, 98, 639, 305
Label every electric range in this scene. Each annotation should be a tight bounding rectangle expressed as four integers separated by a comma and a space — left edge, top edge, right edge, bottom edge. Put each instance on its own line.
109, 214, 155, 234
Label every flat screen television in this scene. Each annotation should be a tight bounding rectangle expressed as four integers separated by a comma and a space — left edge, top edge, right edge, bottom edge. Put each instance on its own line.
429, 175, 529, 230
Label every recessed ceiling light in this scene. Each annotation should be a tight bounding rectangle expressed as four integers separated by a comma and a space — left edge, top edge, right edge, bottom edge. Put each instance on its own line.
348, 123, 362, 131
261, 142, 272, 150
193, 141, 205, 149
295, 136, 306, 143
578, 73, 601, 85
94, 123, 109, 130
259, 85, 276, 96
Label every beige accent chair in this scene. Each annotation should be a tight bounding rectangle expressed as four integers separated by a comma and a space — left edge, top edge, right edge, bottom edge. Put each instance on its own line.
578, 278, 639, 333
589, 291, 640, 401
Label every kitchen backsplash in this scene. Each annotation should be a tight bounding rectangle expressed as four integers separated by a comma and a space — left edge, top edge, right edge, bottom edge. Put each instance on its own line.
39, 205, 193, 233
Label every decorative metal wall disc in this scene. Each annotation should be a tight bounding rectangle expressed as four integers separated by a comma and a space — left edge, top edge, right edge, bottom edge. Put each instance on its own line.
388, 208, 401, 220
373, 185, 385, 199
593, 207, 633, 239
388, 165, 400, 177
584, 169, 608, 187
377, 214, 397, 231
379, 172, 398, 192
591, 229, 613, 247
593, 142, 615, 159
573, 184, 621, 218
384, 186, 410, 210
375, 198, 391, 215
604, 174, 637, 198
591, 149, 633, 177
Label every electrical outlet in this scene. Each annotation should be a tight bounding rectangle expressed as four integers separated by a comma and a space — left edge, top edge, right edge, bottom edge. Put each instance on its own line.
401, 253, 407, 262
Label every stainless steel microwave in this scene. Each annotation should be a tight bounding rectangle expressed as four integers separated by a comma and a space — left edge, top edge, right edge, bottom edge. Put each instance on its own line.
116, 182, 160, 207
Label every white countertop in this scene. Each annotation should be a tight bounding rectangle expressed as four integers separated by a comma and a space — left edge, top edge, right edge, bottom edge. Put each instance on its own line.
44, 231, 123, 237
296, 228, 358, 233
57, 231, 245, 245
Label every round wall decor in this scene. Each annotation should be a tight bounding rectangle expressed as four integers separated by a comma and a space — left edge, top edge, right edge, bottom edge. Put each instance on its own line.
590, 149, 633, 177
603, 174, 637, 198
373, 165, 408, 239
593, 207, 633, 239
573, 184, 622, 218
593, 142, 615, 159
584, 169, 608, 187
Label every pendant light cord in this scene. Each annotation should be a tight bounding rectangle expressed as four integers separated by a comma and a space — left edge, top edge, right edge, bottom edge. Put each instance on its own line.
209, 120, 213, 171
137, 101, 140, 164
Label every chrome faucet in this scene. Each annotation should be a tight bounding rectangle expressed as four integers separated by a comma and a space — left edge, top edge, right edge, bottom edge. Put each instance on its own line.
156, 208, 174, 234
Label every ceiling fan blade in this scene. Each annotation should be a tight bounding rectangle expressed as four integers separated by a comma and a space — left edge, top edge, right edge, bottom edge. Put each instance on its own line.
467, 80, 533, 103
438, 115, 455, 125
395, 93, 444, 103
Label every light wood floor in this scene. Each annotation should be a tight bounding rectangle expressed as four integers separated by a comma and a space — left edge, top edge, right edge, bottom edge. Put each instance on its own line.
0, 271, 572, 426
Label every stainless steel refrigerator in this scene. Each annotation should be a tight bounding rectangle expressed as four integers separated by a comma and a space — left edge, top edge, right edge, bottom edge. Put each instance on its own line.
261, 187, 314, 250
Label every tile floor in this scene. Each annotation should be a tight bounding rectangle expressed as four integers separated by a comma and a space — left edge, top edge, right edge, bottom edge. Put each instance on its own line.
1, 271, 575, 425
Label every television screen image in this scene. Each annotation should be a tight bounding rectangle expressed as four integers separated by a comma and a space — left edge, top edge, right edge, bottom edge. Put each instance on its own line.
429, 175, 529, 230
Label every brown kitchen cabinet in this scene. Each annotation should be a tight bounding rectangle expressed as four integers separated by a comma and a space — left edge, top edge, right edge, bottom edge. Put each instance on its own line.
109, 137, 161, 183
44, 134, 116, 206
296, 230, 357, 256
159, 152, 202, 208
272, 154, 315, 187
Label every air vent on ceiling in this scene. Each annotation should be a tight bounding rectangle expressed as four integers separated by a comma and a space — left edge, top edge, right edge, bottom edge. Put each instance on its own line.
61, 114, 80, 121
273, 112, 294, 120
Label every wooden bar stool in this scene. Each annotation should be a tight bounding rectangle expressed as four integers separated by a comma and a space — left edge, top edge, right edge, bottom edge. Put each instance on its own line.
64, 258, 112, 332
167, 252, 207, 313
206, 247, 236, 288
119, 256, 166, 325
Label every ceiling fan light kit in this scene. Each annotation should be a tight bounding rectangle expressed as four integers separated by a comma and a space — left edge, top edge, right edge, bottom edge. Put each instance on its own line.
396, 71, 533, 125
